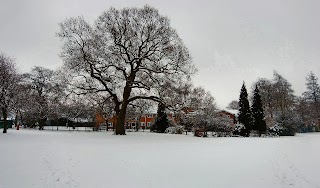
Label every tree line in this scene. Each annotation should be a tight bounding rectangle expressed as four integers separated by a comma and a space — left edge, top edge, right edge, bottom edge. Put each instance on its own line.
229, 71, 320, 136
0, 51, 218, 134
1, 5, 219, 134
1, 5, 319, 136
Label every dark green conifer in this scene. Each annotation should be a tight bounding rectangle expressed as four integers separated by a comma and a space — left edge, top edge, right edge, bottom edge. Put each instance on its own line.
238, 82, 253, 136
251, 85, 267, 136
153, 103, 169, 133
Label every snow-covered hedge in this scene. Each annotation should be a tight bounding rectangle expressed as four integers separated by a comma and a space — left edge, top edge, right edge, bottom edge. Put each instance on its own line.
165, 126, 184, 134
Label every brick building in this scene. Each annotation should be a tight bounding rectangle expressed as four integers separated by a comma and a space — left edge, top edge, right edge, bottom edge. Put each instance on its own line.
95, 113, 175, 130
216, 110, 237, 126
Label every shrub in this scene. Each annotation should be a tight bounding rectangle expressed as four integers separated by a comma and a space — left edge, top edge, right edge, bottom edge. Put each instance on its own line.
267, 125, 281, 137
165, 126, 184, 134
233, 123, 246, 137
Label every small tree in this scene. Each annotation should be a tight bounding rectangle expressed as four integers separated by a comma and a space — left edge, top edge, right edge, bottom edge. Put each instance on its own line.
275, 111, 299, 136
152, 103, 169, 133
238, 82, 253, 136
251, 85, 267, 136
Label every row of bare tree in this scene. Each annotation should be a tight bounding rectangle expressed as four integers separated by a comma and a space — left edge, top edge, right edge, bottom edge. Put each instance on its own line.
0, 49, 218, 134
1, 5, 208, 134
0, 54, 97, 133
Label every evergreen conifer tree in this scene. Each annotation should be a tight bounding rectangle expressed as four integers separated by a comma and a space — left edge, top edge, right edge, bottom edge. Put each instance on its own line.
153, 103, 169, 133
251, 85, 267, 136
238, 82, 253, 136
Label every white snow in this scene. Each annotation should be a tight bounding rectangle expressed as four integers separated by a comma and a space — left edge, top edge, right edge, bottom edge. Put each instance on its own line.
1, 129, 320, 188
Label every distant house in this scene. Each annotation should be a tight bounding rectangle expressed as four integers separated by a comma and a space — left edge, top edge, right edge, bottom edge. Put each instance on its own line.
95, 113, 175, 130
95, 109, 237, 130
216, 110, 237, 126
126, 114, 157, 130
180, 108, 237, 127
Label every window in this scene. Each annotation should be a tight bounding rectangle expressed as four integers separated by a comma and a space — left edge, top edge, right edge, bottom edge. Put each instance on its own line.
147, 114, 153, 118
108, 123, 113, 127
226, 115, 230, 118
147, 122, 151, 127
141, 122, 145, 127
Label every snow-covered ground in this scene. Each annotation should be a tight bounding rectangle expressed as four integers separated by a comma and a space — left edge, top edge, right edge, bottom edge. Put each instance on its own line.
1, 129, 320, 188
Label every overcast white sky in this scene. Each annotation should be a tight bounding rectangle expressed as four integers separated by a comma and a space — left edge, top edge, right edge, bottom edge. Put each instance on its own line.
1, 0, 319, 109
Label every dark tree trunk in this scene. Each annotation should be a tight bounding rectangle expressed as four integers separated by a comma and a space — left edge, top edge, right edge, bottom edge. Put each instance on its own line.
114, 81, 133, 135
115, 108, 126, 135
2, 108, 8, 133
38, 118, 47, 130
15, 110, 19, 128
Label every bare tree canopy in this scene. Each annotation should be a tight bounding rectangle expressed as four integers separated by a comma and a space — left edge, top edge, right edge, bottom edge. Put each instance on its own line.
0, 52, 20, 133
57, 5, 195, 135
303, 72, 320, 126
272, 71, 295, 115
178, 86, 217, 132
23, 66, 63, 129
253, 71, 295, 127
227, 100, 239, 110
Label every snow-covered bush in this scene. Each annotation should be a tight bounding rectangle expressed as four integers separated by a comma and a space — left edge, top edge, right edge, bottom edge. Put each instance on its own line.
233, 123, 246, 137
193, 128, 207, 137
267, 124, 282, 137
274, 112, 298, 136
175, 126, 184, 134
214, 131, 232, 137
206, 117, 234, 137
164, 127, 174, 134
165, 126, 184, 134
249, 130, 259, 137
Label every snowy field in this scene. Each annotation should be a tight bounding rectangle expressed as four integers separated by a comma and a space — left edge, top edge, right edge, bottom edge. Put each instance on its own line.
1, 129, 320, 188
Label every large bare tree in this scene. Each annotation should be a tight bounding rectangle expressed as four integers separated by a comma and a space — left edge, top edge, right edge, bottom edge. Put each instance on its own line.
254, 78, 275, 126
303, 72, 320, 127
253, 71, 295, 127
57, 5, 195, 135
0, 52, 20, 133
272, 71, 295, 116
23, 66, 62, 129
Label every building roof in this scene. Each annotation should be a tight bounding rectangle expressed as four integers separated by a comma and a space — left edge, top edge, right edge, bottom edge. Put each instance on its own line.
218, 109, 238, 116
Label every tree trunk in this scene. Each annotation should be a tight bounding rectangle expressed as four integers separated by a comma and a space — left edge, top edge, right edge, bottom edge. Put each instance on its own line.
114, 80, 133, 135
2, 108, 8, 133
115, 108, 126, 135
14, 110, 20, 129
38, 118, 47, 130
